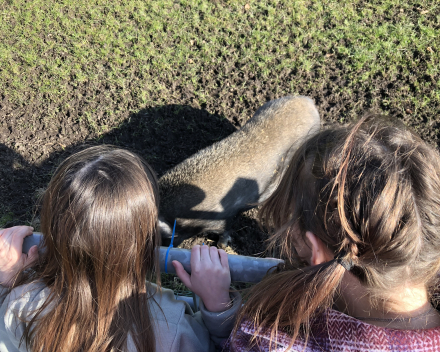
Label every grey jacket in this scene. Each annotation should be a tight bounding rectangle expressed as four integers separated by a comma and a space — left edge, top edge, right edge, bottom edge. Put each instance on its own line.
0, 282, 241, 352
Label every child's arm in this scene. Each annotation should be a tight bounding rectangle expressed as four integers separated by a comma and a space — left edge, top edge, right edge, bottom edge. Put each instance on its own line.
0, 226, 41, 351
171, 246, 240, 350
0, 226, 39, 287
172, 244, 231, 312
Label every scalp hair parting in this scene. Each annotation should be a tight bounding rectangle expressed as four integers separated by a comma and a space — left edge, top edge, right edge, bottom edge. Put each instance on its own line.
19, 146, 160, 352
233, 115, 440, 350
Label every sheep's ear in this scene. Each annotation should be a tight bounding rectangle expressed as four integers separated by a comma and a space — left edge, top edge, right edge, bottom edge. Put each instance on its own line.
158, 218, 174, 239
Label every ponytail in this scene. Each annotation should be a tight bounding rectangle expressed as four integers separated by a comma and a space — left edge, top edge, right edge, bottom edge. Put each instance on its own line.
232, 115, 440, 350
235, 260, 345, 350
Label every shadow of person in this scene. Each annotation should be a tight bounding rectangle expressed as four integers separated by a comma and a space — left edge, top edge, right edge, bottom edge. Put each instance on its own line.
0, 141, 99, 227
0, 143, 37, 225
100, 104, 237, 176
0, 104, 236, 227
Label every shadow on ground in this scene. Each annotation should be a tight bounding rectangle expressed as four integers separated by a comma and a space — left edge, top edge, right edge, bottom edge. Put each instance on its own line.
0, 105, 272, 255
1, 105, 268, 255
1, 104, 235, 223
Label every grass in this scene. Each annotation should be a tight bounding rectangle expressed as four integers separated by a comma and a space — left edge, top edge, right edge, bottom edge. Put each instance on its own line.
1, 0, 440, 235
161, 273, 194, 297
0, 210, 14, 228
1, 0, 438, 128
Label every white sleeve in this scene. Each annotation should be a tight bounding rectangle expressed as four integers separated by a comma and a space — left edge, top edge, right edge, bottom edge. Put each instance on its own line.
0, 283, 47, 352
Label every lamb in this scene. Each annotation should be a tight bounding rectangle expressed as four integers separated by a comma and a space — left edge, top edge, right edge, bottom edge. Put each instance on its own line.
158, 95, 320, 246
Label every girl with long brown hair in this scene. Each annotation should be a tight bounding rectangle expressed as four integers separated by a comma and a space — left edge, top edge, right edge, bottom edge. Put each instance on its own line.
0, 145, 239, 352
226, 115, 440, 351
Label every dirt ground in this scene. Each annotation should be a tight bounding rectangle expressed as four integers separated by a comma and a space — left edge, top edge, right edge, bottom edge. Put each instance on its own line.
1, 63, 439, 257
1, 101, 273, 255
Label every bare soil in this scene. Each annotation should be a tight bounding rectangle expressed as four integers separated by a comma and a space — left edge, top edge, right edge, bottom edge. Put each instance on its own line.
1, 58, 439, 257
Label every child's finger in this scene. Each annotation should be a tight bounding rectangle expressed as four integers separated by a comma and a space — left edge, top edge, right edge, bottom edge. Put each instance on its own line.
0, 228, 14, 248
190, 245, 201, 264
11, 227, 34, 253
200, 243, 211, 263
218, 249, 229, 270
172, 260, 193, 290
209, 246, 221, 266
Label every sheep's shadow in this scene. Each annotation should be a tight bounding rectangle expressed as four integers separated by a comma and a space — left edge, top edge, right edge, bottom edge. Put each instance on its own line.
159, 178, 260, 247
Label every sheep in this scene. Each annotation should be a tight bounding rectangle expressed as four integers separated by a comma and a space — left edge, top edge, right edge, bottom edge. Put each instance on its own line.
158, 95, 320, 246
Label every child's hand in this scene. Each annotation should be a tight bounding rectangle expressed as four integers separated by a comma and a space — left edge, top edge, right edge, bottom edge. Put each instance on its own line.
173, 245, 231, 312
0, 226, 39, 287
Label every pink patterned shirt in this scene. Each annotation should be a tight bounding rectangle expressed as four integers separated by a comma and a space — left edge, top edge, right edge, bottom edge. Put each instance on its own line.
224, 308, 440, 351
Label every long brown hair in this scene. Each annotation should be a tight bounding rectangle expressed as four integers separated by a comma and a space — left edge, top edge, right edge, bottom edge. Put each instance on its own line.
234, 115, 440, 350
20, 146, 160, 351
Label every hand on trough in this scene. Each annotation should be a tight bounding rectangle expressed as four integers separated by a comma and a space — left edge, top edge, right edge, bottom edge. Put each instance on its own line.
0, 226, 39, 287
172, 244, 231, 312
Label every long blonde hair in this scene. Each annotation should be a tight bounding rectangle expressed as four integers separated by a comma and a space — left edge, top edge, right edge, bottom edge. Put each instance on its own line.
234, 115, 440, 350
21, 146, 160, 351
